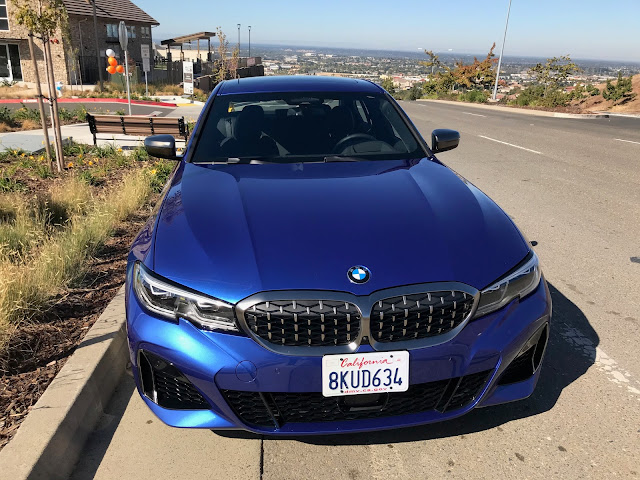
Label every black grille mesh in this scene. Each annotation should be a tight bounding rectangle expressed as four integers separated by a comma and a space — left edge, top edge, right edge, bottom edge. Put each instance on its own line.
444, 370, 492, 412
222, 370, 491, 428
370, 291, 474, 343
139, 351, 210, 410
245, 300, 361, 347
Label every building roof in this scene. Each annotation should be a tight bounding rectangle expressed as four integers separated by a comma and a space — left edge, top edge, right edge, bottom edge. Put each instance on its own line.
218, 75, 383, 96
63, 0, 159, 25
161, 32, 216, 47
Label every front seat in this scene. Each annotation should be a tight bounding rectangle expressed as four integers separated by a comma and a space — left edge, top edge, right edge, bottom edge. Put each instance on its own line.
220, 105, 279, 158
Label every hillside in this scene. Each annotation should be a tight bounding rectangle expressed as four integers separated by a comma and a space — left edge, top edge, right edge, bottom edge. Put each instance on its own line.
573, 74, 640, 113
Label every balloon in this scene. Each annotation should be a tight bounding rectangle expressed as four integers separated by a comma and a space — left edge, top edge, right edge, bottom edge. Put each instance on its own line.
106, 65, 116, 74
106, 49, 116, 58
116, 65, 125, 74
108, 57, 118, 67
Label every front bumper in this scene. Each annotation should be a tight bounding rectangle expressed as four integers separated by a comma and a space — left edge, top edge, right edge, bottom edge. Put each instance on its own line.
126, 279, 551, 435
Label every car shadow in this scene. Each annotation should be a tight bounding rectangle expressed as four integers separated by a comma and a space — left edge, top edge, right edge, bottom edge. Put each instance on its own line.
216, 282, 597, 445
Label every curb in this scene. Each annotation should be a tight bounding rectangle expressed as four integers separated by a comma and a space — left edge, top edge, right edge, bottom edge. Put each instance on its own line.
0, 287, 128, 480
415, 99, 610, 119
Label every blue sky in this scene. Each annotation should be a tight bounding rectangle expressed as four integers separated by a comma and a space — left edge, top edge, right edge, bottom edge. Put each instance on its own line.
135, 0, 640, 62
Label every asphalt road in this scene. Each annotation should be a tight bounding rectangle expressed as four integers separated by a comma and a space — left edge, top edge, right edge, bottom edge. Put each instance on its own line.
70, 101, 640, 480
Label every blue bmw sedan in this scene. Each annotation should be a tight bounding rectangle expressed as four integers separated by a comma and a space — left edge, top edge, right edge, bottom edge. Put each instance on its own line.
126, 75, 551, 434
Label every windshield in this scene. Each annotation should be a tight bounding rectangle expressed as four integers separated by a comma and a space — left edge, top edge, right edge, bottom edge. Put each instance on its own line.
191, 91, 424, 163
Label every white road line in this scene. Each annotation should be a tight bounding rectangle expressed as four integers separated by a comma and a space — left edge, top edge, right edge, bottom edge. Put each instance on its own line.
463, 112, 487, 118
615, 138, 640, 145
557, 322, 640, 400
478, 135, 543, 155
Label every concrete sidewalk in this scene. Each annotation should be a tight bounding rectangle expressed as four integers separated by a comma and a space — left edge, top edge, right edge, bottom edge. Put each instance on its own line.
0, 102, 205, 153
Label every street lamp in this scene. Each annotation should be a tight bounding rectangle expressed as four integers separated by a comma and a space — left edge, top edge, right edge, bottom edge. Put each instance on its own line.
492, 0, 512, 101
237, 24, 241, 55
248, 25, 252, 58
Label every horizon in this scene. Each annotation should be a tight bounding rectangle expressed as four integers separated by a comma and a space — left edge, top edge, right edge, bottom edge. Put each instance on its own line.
136, 0, 640, 63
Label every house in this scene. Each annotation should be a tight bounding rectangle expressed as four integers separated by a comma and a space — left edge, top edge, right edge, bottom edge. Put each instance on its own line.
0, 0, 158, 85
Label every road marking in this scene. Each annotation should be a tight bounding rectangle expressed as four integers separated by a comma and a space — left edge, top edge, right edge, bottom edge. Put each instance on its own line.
557, 322, 640, 400
463, 112, 487, 118
615, 138, 640, 145
478, 135, 543, 155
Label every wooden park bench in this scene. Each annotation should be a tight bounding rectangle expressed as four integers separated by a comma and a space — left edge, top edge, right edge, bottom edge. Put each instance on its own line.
86, 114, 189, 146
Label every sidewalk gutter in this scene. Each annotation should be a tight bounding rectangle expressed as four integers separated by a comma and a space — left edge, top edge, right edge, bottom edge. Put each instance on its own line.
0, 286, 129, 480
415, 99, 610, 119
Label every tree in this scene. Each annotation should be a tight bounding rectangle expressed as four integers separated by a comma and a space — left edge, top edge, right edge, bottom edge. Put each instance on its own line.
215, 27, 230, 84
15, 0, 67, 172
381, 77, 395, 94
528, 55, 581, 99
602, 72, 636, 103
420, 44, 497, 95
451, 43, 497, 91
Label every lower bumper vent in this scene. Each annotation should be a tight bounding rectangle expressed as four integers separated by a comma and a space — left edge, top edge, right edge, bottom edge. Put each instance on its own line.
498, 324, 549, 386
138, 350, 210, 410
222, 370, 492, 429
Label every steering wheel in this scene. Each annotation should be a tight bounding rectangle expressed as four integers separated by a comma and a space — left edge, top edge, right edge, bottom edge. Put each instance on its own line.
333, 133, 377, 153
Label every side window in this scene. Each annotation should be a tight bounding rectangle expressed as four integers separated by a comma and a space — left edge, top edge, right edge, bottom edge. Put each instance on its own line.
106, 24, 118, 38
0, 0, 8, 31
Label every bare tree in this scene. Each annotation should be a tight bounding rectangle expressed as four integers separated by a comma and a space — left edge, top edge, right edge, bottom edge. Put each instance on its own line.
15, 0, 68, 172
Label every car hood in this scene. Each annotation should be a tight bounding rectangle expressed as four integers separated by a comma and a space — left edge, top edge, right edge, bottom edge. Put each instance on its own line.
152, 159, 529, 304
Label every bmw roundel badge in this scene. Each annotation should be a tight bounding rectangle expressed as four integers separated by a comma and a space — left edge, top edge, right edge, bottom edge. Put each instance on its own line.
348, 265, 371, 284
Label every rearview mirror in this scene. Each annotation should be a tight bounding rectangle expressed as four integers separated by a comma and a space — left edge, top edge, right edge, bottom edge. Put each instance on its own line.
431, 129, 460, 153
145, 135, 181, 160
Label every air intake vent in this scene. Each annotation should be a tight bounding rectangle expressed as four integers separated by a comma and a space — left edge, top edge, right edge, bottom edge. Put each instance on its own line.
138, 350, 210, 410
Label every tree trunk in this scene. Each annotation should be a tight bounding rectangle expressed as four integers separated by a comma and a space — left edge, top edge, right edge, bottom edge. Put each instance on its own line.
27, 33, 52, 170
43, 38, 64, 172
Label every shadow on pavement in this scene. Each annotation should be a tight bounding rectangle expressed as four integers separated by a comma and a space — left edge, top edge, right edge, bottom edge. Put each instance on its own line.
69, 375, 136, 479
217, 282, 598, 446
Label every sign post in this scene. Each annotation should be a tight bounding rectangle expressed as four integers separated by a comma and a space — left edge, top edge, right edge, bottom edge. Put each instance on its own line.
141, 44, 151, 97
183, 60, 194, 97
118, 21, 132, 115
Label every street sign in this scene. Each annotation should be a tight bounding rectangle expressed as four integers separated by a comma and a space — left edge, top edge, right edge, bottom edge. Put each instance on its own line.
141, 44, 151, 73
118, 21, 128, 51
183, 60, 194, 95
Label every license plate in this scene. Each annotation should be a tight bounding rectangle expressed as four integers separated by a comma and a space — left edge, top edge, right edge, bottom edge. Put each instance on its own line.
322, 351, 409, 397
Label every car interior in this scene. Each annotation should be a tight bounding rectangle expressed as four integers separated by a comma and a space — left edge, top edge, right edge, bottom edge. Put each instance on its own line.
192, 93, 421, 162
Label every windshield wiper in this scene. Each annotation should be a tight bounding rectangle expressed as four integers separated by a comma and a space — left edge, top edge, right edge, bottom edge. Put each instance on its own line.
323, 156, 361, 163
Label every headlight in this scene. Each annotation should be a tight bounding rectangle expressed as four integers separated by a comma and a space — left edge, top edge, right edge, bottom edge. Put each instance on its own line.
474, 252, 541, 318
132, 262, 238, 332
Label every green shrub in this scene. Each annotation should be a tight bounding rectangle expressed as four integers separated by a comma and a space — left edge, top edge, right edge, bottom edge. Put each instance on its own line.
12, 106, 40, 122
459, 90, 488, 103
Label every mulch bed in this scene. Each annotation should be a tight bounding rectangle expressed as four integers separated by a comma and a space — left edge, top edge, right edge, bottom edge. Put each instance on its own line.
0, 201, 156, 451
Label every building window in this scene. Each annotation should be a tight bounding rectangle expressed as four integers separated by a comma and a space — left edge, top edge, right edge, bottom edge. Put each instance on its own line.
106, 24, 118, 38
0, 0, 9, 31
126, 26, 136, 39
141, 26, 151, 39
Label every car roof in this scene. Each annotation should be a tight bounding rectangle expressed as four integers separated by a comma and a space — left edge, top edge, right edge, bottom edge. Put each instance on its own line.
217, 75, 383, 96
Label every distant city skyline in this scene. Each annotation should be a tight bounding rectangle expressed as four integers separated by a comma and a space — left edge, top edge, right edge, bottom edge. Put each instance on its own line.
136, 0, 640, 62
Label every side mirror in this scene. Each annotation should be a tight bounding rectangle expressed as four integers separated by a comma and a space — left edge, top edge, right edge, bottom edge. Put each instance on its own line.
145, 135, 180, 160
431, 129, 460, 153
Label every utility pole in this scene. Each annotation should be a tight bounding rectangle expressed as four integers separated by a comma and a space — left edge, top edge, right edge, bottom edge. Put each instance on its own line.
248, 26, 251, 58
27, 33, 52, 168
91, 0, 103, 91
492, 0, 512, 101
237, 23, 241, 54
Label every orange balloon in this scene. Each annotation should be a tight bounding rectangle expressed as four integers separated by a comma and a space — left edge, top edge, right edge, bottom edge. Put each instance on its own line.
116, 65, 125, 74
106, 65, 116, 74
108, 57, 118, 67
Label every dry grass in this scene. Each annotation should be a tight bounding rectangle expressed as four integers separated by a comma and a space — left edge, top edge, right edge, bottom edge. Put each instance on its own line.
0, 86, 38, 100
0, 169, 152, 347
